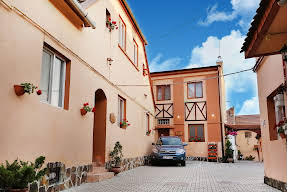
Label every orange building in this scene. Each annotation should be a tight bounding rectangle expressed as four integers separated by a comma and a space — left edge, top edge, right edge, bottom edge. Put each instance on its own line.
241, 0, 287, 190
150, 63, 226, 160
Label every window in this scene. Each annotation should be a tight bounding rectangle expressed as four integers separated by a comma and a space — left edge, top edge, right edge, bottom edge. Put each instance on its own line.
187, 82, 203, 99
118, 16, 126, 50
106, 9, 111, 28
118, 95, 126, 127
40, 47, 69, 108
245, 132, 252, 138
157, 85, 171, 101
188, 124, 205, 142
158, 119, 170, 125
133, 39, 138, 66
146, 113, 150, 132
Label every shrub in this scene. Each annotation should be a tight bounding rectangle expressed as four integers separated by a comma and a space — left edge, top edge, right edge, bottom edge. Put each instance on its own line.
109, 142, 123, 167
0, 156, 46, 190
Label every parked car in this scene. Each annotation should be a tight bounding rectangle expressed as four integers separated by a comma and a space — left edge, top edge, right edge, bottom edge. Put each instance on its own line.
151, 136, 187, 166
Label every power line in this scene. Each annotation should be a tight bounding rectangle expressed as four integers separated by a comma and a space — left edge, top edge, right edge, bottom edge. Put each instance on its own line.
116, 67, 253, 87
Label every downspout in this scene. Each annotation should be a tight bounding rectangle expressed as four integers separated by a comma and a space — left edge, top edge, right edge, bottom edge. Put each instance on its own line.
66, 0, 96, 29
217, 68, 225, 159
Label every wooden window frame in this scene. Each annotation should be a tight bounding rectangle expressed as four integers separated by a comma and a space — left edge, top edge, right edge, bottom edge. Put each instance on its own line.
118, 95, 127, 129
42, 43, 71, 110
156, 85, 171, 101
106, 9, 111, 29
133, 39, 138, 67
118, 15, 126, 51
187, 82, 203, 99
188, 124, 205, 142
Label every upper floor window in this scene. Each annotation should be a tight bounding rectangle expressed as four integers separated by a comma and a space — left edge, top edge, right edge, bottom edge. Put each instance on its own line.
40, 46, 69, 109
118, 16, 126, 50
188, 82, 203, 99
133, 39, 138, 67
157, 85, 171, 101
118, 95, 126, 128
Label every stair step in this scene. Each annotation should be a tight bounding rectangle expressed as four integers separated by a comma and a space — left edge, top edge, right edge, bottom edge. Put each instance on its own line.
92, 166, 108, 174
87, 172, 114, 183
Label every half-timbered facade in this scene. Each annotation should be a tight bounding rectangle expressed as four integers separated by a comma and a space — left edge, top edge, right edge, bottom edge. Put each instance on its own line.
151, 65, 226, 159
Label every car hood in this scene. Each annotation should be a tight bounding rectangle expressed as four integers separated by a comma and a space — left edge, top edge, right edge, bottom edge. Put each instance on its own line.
156, 145, 184, 151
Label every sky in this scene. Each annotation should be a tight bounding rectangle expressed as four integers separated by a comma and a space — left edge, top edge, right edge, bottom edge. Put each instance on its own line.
127, 0, 261, 115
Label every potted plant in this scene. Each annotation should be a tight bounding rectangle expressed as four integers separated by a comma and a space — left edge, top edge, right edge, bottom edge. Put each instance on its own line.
80, 103, 95, 116
223, 140, 234, 163
146, 130, 151, 136
120, 119, 130, 129
278, 126, 286, 139
109, 141, 123, 175
0, 156, 47, 192
14, 83, 42, 96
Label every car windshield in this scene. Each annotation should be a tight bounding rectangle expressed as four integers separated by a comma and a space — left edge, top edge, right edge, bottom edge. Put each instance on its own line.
159, 137, 182, 145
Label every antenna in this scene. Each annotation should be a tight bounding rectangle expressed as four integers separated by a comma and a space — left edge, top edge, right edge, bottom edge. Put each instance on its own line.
219, 40, 221, 57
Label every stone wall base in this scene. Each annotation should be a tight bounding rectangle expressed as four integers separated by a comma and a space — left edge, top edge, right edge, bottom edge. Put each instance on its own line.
105, 156, 151, 171
264, 176, 287, 192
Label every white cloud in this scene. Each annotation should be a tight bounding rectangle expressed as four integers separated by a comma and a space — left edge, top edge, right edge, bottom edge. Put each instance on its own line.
186, 30, 258, 106
149, 53, 182, 72
199, 0, 260, 30
238, 97, 259, 115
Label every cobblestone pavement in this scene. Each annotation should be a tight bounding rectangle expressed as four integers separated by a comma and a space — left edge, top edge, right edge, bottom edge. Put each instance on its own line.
66, 161, 279, 192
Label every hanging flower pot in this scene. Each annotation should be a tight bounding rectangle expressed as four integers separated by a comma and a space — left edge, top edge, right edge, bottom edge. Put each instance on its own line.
279, 133, 286, 139
80, 108, 87, 116
120, 119, 130, 129
80, 103, 95, 116
14, 85, 25, 96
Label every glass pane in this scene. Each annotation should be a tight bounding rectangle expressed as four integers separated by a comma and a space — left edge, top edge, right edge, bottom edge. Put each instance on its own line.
197, 125, 204, 137
51, 57, 65, 107
165, 85, 171, 100
189, 125, 196, 137
40, 50, 52, 103
157, 87, 162, 100
196, 82, 203, 98
188, 83, 195, 98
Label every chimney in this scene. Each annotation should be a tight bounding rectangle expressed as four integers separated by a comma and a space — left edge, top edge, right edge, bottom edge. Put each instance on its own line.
216, 56, 223, 67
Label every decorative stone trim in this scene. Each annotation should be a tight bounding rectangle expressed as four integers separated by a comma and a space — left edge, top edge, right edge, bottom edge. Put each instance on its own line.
105, 156, 151, 171
264, 176, 287, 192
29, 163, 93, 192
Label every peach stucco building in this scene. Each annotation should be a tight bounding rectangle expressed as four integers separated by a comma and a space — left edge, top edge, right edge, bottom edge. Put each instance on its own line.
241, 0, 287, 190
0, 0, 155, 187
150, 63, 226, 160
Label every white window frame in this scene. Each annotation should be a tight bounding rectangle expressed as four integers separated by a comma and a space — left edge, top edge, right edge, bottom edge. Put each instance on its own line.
41, 47, 66, 108
146, 113, 150, 132
118, 17, 126, 50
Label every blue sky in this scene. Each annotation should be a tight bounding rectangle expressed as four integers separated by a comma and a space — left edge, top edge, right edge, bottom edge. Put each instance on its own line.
127, 0, 261, 115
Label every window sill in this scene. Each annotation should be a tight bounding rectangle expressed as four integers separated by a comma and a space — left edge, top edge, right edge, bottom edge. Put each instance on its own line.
118, 44, 139, 71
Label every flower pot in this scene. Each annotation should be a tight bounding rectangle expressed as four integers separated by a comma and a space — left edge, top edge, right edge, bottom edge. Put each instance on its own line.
14, 85, 25, 96
227, 158, 234, 163
110, 167, 121, 175
279, 133, 286, 139
9, 188, 28, 192
80, 108, 87, 116
120, 125, 127, 129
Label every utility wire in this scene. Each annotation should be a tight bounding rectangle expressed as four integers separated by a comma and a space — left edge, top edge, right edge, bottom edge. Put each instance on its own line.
116, 67, 253, 87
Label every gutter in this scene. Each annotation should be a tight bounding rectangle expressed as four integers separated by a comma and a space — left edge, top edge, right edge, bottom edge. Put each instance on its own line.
217, 69, 225, 158
66, 0, 96, 29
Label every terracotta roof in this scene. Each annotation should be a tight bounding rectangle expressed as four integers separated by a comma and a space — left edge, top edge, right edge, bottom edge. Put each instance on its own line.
225, 124, 261, 130
235, 115, 260, 125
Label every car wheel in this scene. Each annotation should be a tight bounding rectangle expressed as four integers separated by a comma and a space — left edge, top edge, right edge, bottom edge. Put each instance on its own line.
181, 161, 186, 166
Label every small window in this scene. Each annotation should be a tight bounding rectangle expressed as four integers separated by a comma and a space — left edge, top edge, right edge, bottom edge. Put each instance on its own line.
40, 47, 69, 109
188, 124, 205, 142
133, 39, 138, 67
187, 82, 203, 99
158, 119, 170, 125
118, 16, 126, 50
245, 132, 252, 138
106, 9, 111, 28
157, 85, 171, 101
146, 113, 150, 132
118, 95, 126, 128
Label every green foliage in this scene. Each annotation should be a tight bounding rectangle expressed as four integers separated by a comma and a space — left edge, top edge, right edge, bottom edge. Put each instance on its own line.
222, 140, 234, 163
245, 155, 255, 161
109, 142, 123, 167
20, 83, 37, 94
0, 156, 47, 190
278, 126, 285, 134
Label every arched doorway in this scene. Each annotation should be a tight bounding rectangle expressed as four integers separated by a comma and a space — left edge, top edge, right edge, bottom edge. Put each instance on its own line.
93, 89, 107, 164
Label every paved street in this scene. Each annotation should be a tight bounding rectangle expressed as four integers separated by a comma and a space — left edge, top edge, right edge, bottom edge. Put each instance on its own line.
66, 161, 279, 192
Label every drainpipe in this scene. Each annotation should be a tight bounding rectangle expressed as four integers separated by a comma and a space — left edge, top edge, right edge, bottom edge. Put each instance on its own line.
217, 68, 225, 159
66, 0, 96, 29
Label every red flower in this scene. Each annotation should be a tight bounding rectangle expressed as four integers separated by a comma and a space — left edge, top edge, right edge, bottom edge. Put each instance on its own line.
108, 18, 111, 21
36, 90, 42, 95
128, 124, 131, 126
112, 21, 116, 24
116, 27, 118, 30
84, 103, 89, 106
92, 107, 95, 112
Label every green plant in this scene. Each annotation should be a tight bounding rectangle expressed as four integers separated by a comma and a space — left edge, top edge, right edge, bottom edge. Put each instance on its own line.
20, 83, 38, 94
109, 142, 123, 167
0, 156, 47, 190
223, 140, 233, 162
238, 150, 243, 160
82, 103, 95, 113
120, 119, 130, 128
245, 155, 255, 161
278, 126, 285, 134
